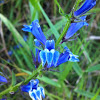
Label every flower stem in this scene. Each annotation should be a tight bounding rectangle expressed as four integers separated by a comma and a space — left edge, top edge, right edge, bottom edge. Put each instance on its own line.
55, 0, 82, 46
55, 17, 71, 46
0, 64, 42, 98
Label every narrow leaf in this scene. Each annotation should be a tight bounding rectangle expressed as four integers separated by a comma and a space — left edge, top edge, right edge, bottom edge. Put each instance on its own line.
74, 89, 100, 100
73, 62, 83, 76
12, 71, 16, 86
86, 64, 100, 72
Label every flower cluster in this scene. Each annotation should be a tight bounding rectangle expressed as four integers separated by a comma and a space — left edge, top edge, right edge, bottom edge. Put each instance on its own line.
22, 19, 79, 70
21, 79, 45, 100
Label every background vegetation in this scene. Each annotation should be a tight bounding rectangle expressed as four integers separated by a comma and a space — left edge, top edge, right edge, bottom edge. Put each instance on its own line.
0, 0, 100, 100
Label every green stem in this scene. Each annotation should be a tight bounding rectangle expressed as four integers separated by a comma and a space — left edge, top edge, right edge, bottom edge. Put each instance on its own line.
55, 0, 82, 46
0, 82, 22, 98
55, 18, 71, 46
0, 64, 42, 98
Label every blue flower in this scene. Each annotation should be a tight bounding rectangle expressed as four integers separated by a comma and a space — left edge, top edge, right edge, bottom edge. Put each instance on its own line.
21, 79, 45, 100
40, 40, 60, 68
56, 47, 79, 66
74, 0, 96, 16
22, 19, 46, 45
62, 16, 88, 42
23, 19, 79, 69
39, 40, 79, 68
22, 24, 32, 32
0, 75, 7, 83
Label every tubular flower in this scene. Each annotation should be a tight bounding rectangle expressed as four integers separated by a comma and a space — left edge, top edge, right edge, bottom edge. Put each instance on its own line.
0, 75, 7, 83
40, 40, 60, 68
32, 40, 79, 69
22, 19, 79, 69
21, 79, 45, 100
74, 0, 96, 16
62, 16, 88, 43
56, 47, 79, 66
22, 19, 46, 45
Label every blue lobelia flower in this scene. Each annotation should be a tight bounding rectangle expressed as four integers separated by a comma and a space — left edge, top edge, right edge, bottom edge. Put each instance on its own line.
21, 79, 45, 100
39, 40, 79, 68
56, 47, 79, 66
40, 40, 60, 68
62, 16, 88, 43
74, 0, 96, 16
22, 19, 79, 69
0, 75, 7, 83
22, 24, 32, 32
22, 19, 46, 45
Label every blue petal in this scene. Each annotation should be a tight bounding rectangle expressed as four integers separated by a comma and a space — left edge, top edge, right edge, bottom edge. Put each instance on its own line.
74, 0, 96, 16
46, 49, 55, 67
31, 19, 46, 45
39, 87, 45, 98
64, 46, 79, 62
22, 24, 32, 32
57, 51, 69, 66
30, 79, 39, 90
8, 51, 13, 56
65, 17, 88, 40
1, 98, 7, 100
36, 88, 41, 100
68, 54, 79, 62
53, 51, 60, 67
45, 40, 55, 50
39, 50, 46, 66
0, 75, 7, 83
21, 84, 31, 92
29, 90, 37, 100
21, 79, 39, 92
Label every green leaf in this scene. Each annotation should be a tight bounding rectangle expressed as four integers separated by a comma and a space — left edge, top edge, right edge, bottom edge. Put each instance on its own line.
21, 69, 32, 75
86, 64, 100, 72
37, 76, 61, 88
91, 88, 100, 100
0, 13, 30, 55
59, 62, 73, 82
21, 69, 61, 88
73, 62, 83, 76
74, 89, 100, 100
12, 49, 25, 69
11, 71, 16, 86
